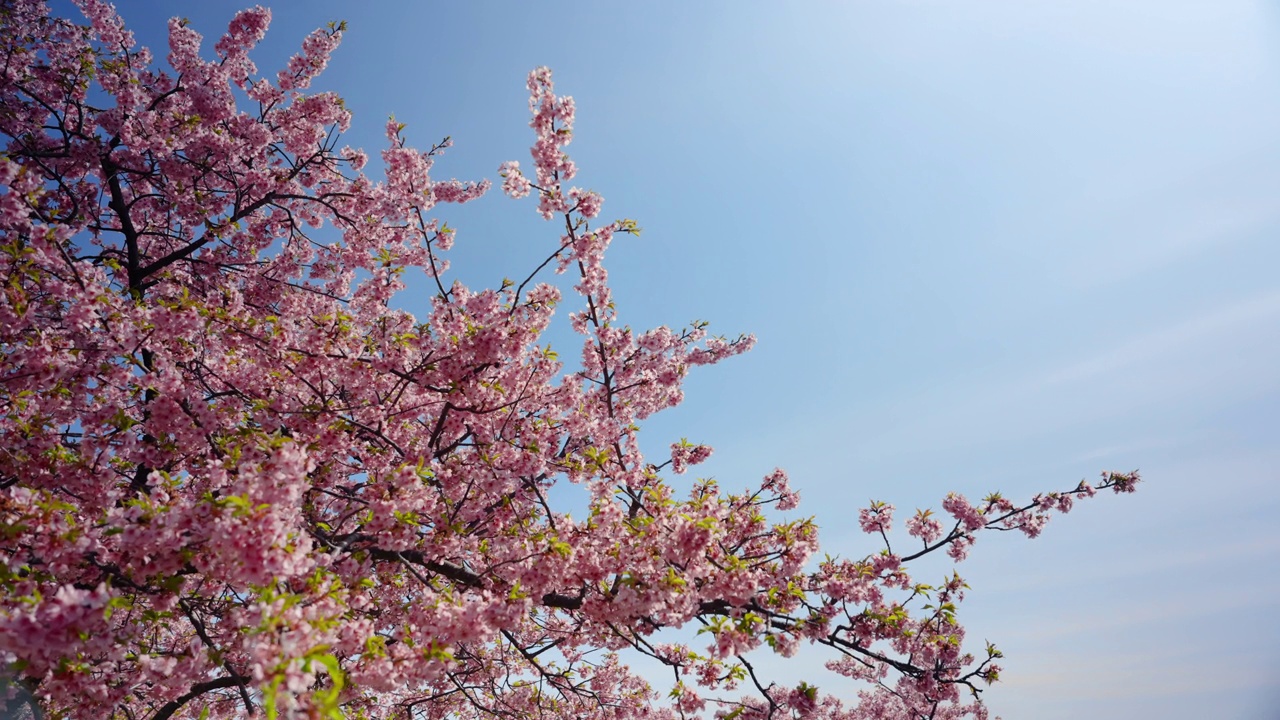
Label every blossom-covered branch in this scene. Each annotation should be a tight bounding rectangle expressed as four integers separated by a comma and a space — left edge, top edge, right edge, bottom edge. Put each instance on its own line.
0, 3, 1139, 719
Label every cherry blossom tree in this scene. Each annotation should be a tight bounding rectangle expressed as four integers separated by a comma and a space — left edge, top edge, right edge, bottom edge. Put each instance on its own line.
0, 2, 1139, 719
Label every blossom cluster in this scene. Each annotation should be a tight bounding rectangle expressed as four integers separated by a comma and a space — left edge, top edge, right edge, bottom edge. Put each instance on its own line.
0, 3, 1139, 719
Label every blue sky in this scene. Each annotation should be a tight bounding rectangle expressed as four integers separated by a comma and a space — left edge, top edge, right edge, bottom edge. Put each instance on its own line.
78, 1, 1280, 717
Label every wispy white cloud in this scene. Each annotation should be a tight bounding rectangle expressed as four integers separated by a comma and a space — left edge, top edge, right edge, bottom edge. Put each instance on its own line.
830, 289, 1280, 466
1003, 646, 1280, 699
1061, 157, 1280, 286
1042, 288, 1280, 386
978, 529, 1280, 597
996, 561, 1280, 637
1066, 435, 1184, 464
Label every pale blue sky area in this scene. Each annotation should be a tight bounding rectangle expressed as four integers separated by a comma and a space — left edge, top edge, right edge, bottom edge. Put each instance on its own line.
79, 2, 1280, 718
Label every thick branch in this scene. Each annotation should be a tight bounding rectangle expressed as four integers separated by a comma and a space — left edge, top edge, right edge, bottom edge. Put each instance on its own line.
149, 675, 251, 720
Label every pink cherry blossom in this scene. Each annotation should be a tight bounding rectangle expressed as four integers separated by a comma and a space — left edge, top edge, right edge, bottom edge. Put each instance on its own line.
906, 508, 945, 545
0, 5, 1141, 719
859, 501, 895, 535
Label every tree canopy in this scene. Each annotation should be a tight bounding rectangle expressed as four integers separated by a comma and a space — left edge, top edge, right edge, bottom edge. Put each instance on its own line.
0, 2, 1138, 718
